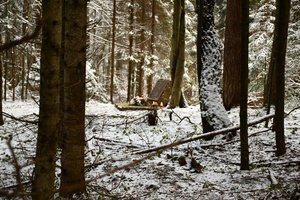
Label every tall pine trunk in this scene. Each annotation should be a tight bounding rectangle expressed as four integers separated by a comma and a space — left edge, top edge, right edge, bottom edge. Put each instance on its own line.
60, 0, 87, 197
147, 0, 155, 96
240, 0, 249, 170
222, 0, 241, 110
127, 0, 134, 102
110, 0, 116, 103
273, 0, 290, 156
169, 0, 185, 108
32, 0, 62, 199
136, 0, 146, 97
0, 53, 3, 125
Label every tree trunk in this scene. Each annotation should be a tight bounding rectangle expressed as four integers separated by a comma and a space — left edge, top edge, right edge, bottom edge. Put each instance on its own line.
25, 51, 31, 99
21, 53, 25, 100
240, 0, 249, 170
197, 0, 232, 136
58, 0, 66, 148
263, 52, 277, 106
273, 0, 290, 156
0, 53, 3, 125
11, 48, 15, 101
60, 0, 87, 197
32, 0, 62, 199
147, 0, 155, 96
222, 0, 241, 110
147, 0, 156, 96
4, 5, 9, 101
4, 50, 8, 101
169, 0, 186, 108
127, 0, 135, 102
110, 0, 116, 103
21, 0, 29, 100
136, 0, 146, 97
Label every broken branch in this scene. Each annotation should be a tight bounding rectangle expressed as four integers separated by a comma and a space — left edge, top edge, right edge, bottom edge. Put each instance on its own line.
135, 113, 275, 155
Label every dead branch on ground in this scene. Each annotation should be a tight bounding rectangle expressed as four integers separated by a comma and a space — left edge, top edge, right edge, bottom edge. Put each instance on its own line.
135, 113, 275, 155
169, 109, 195, 124
2, 112, 38, 124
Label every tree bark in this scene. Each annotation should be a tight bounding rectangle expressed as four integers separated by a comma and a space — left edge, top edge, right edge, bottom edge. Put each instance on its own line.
240, 0, 249, 170
169, 0, 185, 108
4, 50, 8, 101
0, 53, 3, 125
32, 0, 62, 199
110, 0, 116, 103
59, 0, 87, 197
198, 0, 232, 136
127, 0, 135, 102
222, 0, 241, 110
147, 0, 155, 96
11, 48, 15, 101
136, 0, 146, 97
273, 0, 290, 156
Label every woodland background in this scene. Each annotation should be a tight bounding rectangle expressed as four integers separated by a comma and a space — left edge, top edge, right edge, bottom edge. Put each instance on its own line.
0, 0, 299, 199
0, 0, 299, 106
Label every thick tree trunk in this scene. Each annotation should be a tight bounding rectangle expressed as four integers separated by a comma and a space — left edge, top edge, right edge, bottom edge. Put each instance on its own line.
273, 0, 290, 156
32, 0, 62, 199
198, 0, 232, 136
59, 0, 87, 197
169, 0, 186, 108
222, 0, 241, 110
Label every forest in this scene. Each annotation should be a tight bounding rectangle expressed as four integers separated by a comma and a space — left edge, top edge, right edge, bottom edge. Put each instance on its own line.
0, 0, 299, 199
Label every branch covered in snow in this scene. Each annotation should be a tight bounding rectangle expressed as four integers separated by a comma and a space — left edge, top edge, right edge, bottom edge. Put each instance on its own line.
2, 112, 38, 124
0, 17, 42, 52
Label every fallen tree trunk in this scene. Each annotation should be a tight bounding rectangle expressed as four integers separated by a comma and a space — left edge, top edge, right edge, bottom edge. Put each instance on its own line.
135, 113, 275, 155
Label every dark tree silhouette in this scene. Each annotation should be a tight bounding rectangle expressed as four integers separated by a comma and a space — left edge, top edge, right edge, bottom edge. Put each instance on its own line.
32, 1, 62, 199
273, 0, 291, 156
60, 0, 87, 197
169, 0, 186, 108
240, 0, 250, 170
222, 0, 241, 110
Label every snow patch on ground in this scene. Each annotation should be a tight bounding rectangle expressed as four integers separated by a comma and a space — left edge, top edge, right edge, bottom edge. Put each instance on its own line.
1, 100, 300, 199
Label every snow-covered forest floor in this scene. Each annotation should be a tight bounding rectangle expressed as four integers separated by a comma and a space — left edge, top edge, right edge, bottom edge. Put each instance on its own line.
0, 100, 300, 200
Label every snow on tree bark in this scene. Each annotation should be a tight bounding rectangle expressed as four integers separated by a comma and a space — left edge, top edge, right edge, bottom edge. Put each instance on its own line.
199, 0, 232, 133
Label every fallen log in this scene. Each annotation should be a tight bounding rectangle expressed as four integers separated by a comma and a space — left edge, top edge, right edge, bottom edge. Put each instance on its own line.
135, 113, 275, 155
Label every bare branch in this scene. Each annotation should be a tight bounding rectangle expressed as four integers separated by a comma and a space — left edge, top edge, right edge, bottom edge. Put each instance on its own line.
6, 136, 25, 196
135, 113, 275, 155
2, 112, 38, 124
